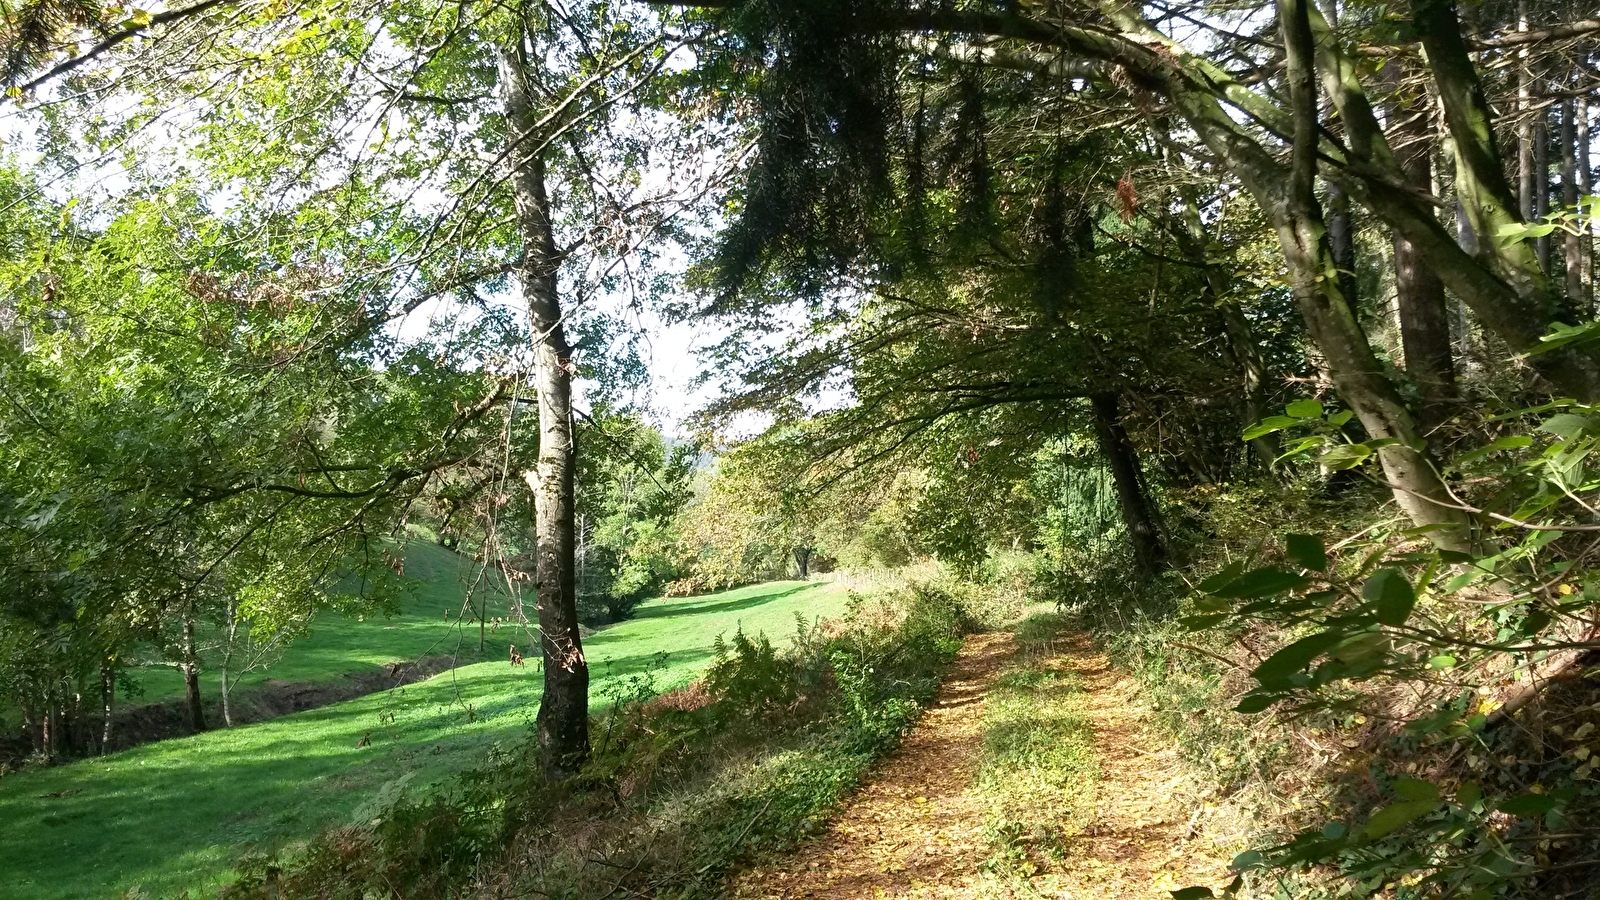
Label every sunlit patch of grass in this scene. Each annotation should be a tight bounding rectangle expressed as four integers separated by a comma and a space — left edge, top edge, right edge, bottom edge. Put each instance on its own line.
978, 612, 1096, 876
0, 575, 848, 899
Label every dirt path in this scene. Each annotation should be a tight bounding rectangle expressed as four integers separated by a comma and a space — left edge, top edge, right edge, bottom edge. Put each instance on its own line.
730, 629, 1236, 900
1045, 631, 1236, 898
731, 631, 1015, 899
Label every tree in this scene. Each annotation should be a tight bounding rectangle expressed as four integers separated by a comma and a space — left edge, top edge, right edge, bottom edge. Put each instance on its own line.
658, 0, 1600, 547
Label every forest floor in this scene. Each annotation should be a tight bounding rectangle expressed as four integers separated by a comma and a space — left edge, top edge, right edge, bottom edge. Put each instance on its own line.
730, 624, 1238, 899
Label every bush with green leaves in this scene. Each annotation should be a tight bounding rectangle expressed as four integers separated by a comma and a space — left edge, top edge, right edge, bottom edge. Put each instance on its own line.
1179, 398, 1600, 898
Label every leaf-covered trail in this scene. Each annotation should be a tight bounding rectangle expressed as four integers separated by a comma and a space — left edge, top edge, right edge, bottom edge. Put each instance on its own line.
730, 629, 1236, 899
1043, 631, 1235, 897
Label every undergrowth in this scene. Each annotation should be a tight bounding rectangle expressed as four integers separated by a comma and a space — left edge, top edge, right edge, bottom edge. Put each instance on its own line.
220, 575, 990, 899
1065, 482, 1600, 899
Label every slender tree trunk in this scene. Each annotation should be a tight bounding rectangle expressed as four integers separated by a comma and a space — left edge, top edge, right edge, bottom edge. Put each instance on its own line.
500, 33, 589, 781
1278, 0, 1474, 550
1414, 0, 1573, 321
1089, 393, 1169, 575
100, 663, 114, 754
1563, 91, 1584, 309
1318, 1, 1358, 309
1582, 93, 1594, 314
1386, 68, 1456, 431
1516, 3, 1532, 225
21, 701, 39, 756
1535, 92, 1551, 273
182, 615, 205, 733
41, 688, 54, 758
1326, 184, 1358, 308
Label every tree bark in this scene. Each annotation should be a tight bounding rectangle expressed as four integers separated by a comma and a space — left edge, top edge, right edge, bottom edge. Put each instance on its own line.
1413, 0, 1577, 342
794, 546, 811, 578
499, 33, 590, 781
1386, 67, 1456, 432
1277, 0, 1474, 549
1582, 93, 1594, 315
1563, 91, 1584, 310
100, 662, 114, 754
182, 614, 205, 733
1535, 91, 1551, 274
1089, 393, 1168, 575
1516, 2, 1533, 224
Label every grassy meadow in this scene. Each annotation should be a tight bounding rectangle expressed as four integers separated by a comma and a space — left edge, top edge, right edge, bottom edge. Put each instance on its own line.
127, 541, 522, 706
0, 555, 846, 899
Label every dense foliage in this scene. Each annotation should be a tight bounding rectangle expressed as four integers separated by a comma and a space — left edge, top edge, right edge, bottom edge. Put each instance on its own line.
4, 0, 1600, 896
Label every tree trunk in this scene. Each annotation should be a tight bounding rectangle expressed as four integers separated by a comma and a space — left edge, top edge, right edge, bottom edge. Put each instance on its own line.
1414, 0, 1581, 355
1292, 0, 1598, 398
1386, 69, 1456, 432
1535, 92, 1551, 274
21, 701, 39, 756
42, 688, 55, 758
1563, 92, 1584, 311
500, 33, 589, 781
794, 546, 811, 579
1516, 2, 1532, 224
182, 615, 205, 733
1089, 393, 1169, 575
1277, 0, 1474, 550
1326, 183, 1358, 309
1582, 93, 1594, 315
100, 663, 114, 754
220, 597, 237, 727
1319, 0, 1359, 313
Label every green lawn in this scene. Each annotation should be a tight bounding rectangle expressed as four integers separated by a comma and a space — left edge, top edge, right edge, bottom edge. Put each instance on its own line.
0, 576, 847, 899
129, 540, 522, 706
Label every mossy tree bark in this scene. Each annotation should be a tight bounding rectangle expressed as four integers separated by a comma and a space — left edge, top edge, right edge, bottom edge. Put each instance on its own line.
499, 30, 590, 781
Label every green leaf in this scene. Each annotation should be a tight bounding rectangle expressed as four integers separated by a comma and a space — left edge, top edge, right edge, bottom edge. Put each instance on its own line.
1198, 560, 1246, 593
1327, 410, 1354, 428
1170, 889, 1214, 900
1180, 613, 1230, 631
1243, 416, 1300, 440
1234, 691, 1279, 714
1230, 850, 1264, 871
1392, 778, 1440, 802
1524, 321, 1600, 356
1363, 568, 1416, 626
1540, 414, 1594, 438
1284, 533, 1327, 572
1427, 654, 1457, 670
1320, 443, 1372, 471
1457, 781, 1481, 808
1286, 398, 1324, 419
1521, 608, 1552, 636
1252, 630, 1345, 688
1498, 793, 1557, 817
1210, 567, 1309, 598
1362, 800, 1436, 839
1453, 435, 1534, 466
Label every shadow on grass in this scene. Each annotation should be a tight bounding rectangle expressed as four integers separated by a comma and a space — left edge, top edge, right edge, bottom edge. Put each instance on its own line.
632, 583, 821, 621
